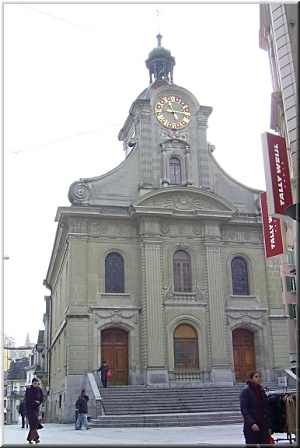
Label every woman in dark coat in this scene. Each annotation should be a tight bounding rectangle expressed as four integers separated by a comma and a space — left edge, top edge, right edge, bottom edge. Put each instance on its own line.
25, 378, 44, 444
240, 370, 271, 444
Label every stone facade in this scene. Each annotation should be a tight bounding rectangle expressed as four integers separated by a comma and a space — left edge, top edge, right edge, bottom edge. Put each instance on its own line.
259, 3, 298, 365
45, 37, 289, 422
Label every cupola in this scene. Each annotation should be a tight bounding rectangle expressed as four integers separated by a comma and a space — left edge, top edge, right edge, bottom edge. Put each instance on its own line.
145, 34, 175, 84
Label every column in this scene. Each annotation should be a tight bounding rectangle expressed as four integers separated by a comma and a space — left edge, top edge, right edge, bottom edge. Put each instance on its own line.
205, 223, 233, 385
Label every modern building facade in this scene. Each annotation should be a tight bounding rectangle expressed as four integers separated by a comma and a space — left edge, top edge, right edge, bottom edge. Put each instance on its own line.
45, 35, 290, 422
259, 3, 298, 366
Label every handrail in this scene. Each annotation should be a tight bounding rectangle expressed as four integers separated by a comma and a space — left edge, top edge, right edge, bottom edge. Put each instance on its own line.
87, 372, 101, 400
87, 372, 105, 417
284, 368, 297, 381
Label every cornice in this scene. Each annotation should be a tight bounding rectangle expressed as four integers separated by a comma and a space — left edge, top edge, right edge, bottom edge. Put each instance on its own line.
45, 220, 68, 287
132, 206, 233, 221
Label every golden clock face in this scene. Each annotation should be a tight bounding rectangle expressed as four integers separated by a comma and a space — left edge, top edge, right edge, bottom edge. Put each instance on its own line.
154, 95, 192, 129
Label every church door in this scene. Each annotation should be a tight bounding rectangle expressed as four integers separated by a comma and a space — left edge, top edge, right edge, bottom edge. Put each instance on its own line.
101, 328, 128, 385
232, 328, 256, 382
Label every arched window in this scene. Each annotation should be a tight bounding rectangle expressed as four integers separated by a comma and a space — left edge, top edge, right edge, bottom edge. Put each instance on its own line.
105, 252, 124, 293
174, 324, 199, 369
231, 256, 249, 295
173, 250, 192, 292
169, 157, 182, 185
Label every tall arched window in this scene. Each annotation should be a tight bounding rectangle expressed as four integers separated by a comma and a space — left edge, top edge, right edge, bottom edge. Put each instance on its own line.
231, 256, 249, 295
105, 252, 124, 293
169, 157, 182, 185
173, 250, 192, 292
174, 324, 199, 369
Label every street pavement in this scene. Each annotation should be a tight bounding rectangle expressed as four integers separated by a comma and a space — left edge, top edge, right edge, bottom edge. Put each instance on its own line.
2, 423, 296, 446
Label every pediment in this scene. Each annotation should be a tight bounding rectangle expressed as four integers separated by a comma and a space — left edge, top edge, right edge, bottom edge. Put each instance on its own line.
135, 188, 236, 213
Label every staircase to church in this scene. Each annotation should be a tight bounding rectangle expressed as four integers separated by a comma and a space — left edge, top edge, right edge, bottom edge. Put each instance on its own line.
89, 375, 284, 428
90, 383, 246, 428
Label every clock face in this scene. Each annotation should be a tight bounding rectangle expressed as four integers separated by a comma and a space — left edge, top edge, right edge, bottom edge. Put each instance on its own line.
154, 95, 192, 129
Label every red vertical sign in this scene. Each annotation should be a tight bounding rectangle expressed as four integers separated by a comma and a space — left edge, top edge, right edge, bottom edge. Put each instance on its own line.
260, 192, 283, 257
261, 132, 293, 216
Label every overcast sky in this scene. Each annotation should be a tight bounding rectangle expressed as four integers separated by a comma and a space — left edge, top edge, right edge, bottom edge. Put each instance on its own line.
3, 3, 272, 346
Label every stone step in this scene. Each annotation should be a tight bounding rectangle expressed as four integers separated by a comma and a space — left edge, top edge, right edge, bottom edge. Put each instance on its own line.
103, 405, 241, 411
90, 411, 243, 428
101, 394, 241, 400
100, 388, 243, 394
98, 383, 278, 390
102, 400, 241, 406
103, 408, 241, 413
100, 391, 243, 398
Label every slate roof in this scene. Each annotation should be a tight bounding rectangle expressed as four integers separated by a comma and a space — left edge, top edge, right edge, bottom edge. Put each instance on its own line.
7, 357, 29, 380
37, 330, 44, 344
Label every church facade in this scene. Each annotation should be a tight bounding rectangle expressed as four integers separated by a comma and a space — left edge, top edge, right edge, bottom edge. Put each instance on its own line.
45, 36, 289, 422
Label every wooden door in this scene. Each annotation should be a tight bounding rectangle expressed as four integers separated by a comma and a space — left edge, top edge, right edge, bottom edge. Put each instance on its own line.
101, 328, 128, 385
232, 328, 256, 382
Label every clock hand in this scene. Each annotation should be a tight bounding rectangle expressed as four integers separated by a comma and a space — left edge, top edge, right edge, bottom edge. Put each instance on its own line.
166, 109, 191, 117
167, 102, 178, 120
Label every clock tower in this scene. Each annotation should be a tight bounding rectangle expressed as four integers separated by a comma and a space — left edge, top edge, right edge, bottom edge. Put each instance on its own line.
118, 34, 213, 196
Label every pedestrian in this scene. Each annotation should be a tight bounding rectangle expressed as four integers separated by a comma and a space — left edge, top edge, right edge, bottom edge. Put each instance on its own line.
18, 399, 28, 428
75, 389, 89, 430
25, 378, 44, 444
240, 370, 272, 444
97, 360, 109, 388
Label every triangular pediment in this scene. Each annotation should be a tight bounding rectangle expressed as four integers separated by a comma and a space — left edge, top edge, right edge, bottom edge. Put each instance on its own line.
134, 187, 236, 214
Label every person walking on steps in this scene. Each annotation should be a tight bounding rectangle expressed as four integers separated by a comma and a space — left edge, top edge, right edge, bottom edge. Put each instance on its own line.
18, 399, 28, 429
97, 360, 109, 388
240, 370, 272, 444
75, 389, 89, 430
25, 378, 44, 444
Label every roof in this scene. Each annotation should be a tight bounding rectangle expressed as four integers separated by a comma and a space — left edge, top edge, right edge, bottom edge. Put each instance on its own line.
37, 330, 44, 344
7, 357, 29, 380
135, 80, 170, 101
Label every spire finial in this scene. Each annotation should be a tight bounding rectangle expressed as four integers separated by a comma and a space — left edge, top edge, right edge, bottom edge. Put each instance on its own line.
157, 33, 162, 47
155, 8, 161, 34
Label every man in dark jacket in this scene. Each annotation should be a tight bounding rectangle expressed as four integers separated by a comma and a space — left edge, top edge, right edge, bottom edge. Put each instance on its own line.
25, 378, 44, 444
75, 390, 89, 430
240, 371, 271, 444
18, 399, 28, 428
97, 361, 109, 388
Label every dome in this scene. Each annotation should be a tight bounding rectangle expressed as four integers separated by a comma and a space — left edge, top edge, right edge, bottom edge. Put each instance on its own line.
145, 34, 175, 85
147, 46, 173, 61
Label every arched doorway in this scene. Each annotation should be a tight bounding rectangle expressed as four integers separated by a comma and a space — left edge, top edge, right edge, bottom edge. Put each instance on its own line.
174, 324, 199, 369
232, 328, 256, 382
101, 328, 128, 385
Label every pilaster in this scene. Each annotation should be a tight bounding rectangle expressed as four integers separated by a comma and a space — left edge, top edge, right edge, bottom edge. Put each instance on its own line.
161, 146, 169, 186
185, 146, 192, 185
205, 222, 233, 384
140, 217, 168, 385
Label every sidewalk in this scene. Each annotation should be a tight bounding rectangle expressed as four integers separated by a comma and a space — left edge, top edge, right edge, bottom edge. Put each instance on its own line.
3, 423, 244, 445
2, 423, 296, 446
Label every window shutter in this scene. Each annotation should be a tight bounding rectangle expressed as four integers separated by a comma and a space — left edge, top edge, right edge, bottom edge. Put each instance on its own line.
288, 304, 296, 319
286, 276, 296, 293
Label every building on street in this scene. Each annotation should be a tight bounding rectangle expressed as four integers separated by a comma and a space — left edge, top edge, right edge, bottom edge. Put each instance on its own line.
259, 3, 298, 368
6, 357, 29, 424
44, 34, 290, 422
